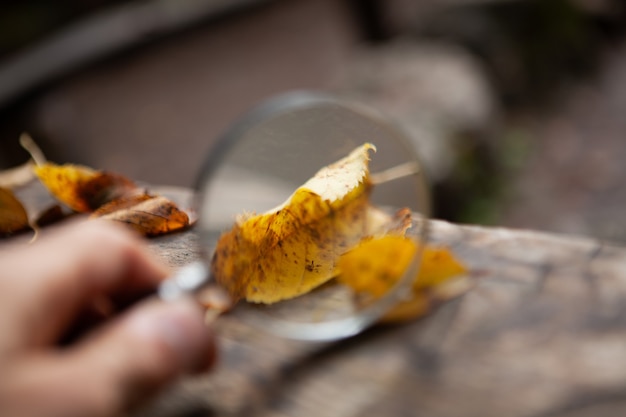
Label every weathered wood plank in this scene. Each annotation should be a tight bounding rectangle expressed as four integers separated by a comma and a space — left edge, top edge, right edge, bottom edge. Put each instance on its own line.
12, 181, 626, 417
142, 217, 626, 417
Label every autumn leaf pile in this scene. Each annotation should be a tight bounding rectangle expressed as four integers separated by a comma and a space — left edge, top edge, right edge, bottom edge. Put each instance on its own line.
35, 163, 190, 236
0, 139, 190, 237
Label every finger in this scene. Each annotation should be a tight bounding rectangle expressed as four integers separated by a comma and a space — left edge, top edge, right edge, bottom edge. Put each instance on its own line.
0, 220, 169, 349
0, 298, 216, 417
75, 297, 216, 413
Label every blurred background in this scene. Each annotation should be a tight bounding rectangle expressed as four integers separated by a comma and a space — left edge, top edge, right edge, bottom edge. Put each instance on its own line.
1, 0, 625, 242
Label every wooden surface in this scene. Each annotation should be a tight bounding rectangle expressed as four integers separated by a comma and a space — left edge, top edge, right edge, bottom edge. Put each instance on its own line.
141, 215, 626, 417
12, 181, 626, 417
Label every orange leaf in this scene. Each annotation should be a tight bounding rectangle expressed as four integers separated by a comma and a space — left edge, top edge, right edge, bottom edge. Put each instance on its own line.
92, 195, 190, 236
34, 163, 137, 212
0, 187, 30, 236
22, 136, 190, 237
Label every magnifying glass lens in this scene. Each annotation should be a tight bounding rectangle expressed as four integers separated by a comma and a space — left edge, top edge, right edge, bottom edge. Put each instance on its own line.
195, 92, 430, 341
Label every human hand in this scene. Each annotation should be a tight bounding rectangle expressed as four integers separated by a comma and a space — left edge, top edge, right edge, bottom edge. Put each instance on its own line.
0, 221, 216, 417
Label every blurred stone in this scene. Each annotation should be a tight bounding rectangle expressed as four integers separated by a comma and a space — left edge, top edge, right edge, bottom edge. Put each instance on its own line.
334, 40, 497, 182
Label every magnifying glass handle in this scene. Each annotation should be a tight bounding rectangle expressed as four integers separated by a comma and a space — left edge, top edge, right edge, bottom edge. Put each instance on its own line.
158, 261, 210, 301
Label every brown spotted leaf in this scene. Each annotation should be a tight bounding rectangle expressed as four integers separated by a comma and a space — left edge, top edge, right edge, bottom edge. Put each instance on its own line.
212, 143, 376, 304
34, 163, 138, 212
92, 195, 190, 236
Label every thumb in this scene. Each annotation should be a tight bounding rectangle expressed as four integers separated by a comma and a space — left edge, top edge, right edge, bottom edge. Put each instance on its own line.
71, 298, 216, 415
0, 298, 216, 417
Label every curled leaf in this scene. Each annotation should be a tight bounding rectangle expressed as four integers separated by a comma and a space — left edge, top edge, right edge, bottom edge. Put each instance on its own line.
337, 235, 417, 298
17, 135, 191, 237
92, 194, 154, 216
34, 163, 137, 212
34, 161, 191, 237
414, 245, 468, 289
92, 195, 190, 236
0, 187, 30, 236
212, 143, 377, 304
337, 236, 469, 323
34, 204, 73, 228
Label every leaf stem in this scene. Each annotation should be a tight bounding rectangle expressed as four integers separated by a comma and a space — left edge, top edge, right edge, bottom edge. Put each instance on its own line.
370, 161, 421, 185
19, 133, 47, 166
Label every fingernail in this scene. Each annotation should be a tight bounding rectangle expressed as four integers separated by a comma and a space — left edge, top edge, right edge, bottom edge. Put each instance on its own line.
128, 299, 215, 373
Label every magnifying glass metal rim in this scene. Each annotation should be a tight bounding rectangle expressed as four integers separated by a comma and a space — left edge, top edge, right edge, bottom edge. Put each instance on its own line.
186, 90, 432, 341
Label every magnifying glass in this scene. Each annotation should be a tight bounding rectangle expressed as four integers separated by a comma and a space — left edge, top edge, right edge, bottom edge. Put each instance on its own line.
159, 91, 430, 342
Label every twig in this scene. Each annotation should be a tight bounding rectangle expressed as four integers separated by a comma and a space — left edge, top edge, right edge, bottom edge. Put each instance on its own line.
19, 133, 47, 166
370, 161, 421, 185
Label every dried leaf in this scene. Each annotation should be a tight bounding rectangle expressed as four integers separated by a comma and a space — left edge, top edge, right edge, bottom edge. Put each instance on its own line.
414, 245, 468, 289
92, 195, 190, 236
212, 143, 377, 304
0, 187, 30, 236
92, 194, 154, 216
380, 274, 472, 323
34, 163, 137, 212
34, 204, 73, 228
337, 235, 417, 297
337, 235, 469, 323
33, 163, 191, 236
19, 134, 190, 237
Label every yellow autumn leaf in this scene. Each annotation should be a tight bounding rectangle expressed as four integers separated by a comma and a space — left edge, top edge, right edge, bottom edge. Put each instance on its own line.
212, 143, 377, 304
34, 163, 137, 212
415, 245, 468, 289
337, 235, 468, 323
21, 135, 191, 237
